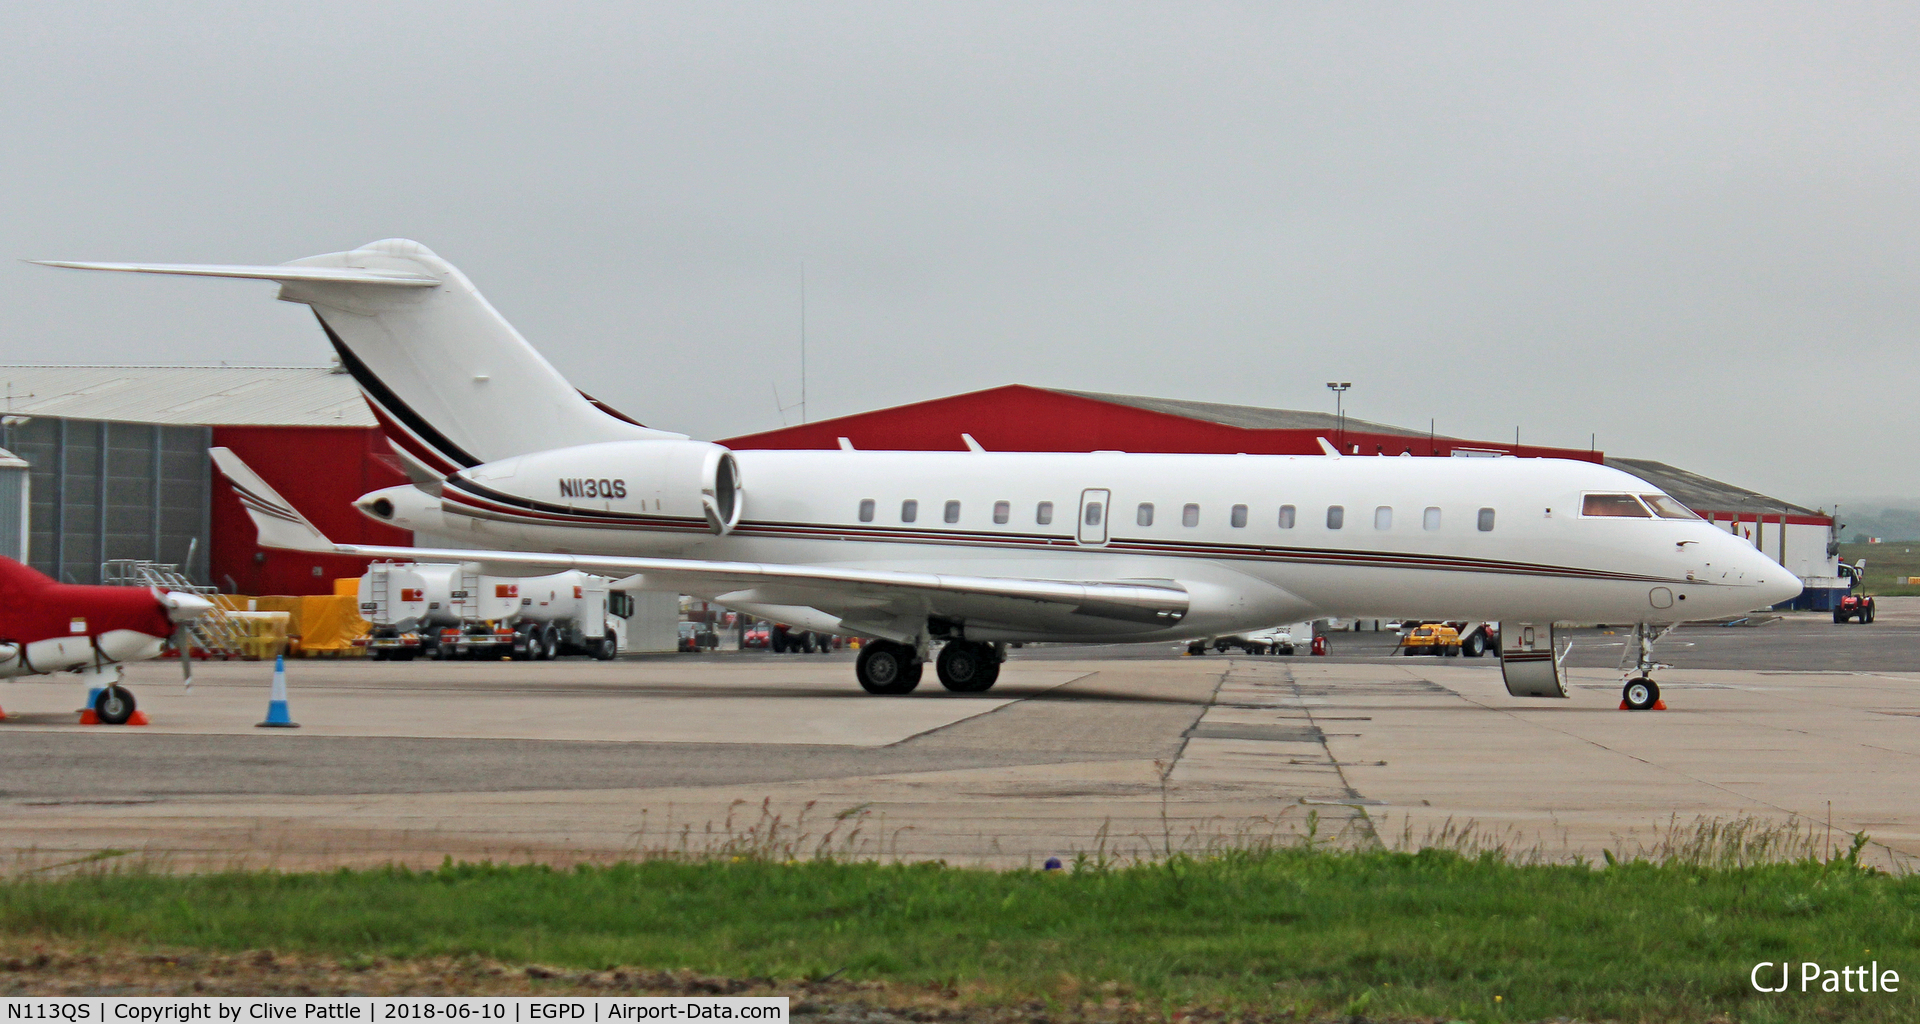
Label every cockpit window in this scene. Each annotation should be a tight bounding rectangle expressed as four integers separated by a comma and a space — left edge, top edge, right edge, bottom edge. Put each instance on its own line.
1581, 493, 1651, 518
1640, 494, 1702, 521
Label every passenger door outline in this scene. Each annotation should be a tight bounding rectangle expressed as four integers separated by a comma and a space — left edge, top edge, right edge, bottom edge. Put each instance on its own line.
1077, 488, 1110, 546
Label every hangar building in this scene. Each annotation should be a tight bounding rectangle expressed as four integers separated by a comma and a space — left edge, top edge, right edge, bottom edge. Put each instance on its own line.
724, 385, 1844, 607
0, 364, 407, 590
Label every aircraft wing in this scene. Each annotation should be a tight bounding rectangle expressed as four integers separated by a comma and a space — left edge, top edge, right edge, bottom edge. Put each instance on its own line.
210, 448, 1188, 640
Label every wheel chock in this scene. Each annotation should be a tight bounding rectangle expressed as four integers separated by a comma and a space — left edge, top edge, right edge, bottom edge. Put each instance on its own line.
1617, 700, 1670, 712
77, 709, 149, 725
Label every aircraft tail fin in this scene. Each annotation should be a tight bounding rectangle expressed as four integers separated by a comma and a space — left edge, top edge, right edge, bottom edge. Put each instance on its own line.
38, 240, 684, 479
208, 447, 336, 553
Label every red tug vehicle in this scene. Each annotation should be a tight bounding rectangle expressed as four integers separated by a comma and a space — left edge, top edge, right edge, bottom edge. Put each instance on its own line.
1833, 560, 1875, 624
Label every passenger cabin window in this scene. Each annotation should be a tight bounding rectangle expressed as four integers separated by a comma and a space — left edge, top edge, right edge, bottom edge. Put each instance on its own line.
1327, 505, 1345, 530
858, 499, 875, 523
1036, 501, 1054, 525
1423, 506, 1441, 531
1084, 501, 1103, 526
1582, 493, 1651, 518
1278, 504, 1296, 529
993, 500, 1010, 525
1182, 503, 1200, 527
1477, 507, 1496, 531
1641, 494, 1702, 521
1137, 502, 1154, 527
944, 500, 961, 524
1230, 504, 1248, 528
1374, 506, 1392, 530
901, 499, 918, 523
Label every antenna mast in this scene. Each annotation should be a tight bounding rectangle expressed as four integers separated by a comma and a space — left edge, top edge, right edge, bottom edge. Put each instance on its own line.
800, 262, 807, 424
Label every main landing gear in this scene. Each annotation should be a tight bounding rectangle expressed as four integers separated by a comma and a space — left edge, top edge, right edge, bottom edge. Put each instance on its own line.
1620, 622, 1673, 711
855, 639, 1005, 695
935, 640, 1001, 692
856, 640, 922, 694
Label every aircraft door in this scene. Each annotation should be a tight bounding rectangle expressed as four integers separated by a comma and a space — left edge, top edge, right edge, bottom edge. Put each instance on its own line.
1077, 489, 1110, 545
1498, 621, 1568, 698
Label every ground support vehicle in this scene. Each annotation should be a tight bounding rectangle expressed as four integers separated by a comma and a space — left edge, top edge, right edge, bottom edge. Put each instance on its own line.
1834, 561, 1874, 623
358, 563, 467, 660
1187, 622, 1310, 655
503, 571, 618, 659
359, 564, 619, 660
770, 624, 838, 652
1455, 622, 1498, 657
1399, 622, 1463, 656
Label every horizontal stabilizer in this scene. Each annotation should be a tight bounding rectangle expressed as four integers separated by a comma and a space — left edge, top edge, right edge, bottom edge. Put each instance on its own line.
28, 261, 440, 286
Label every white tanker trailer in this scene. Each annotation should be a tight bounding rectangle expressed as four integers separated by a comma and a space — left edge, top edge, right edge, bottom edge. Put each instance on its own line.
358, 562, 619, 661
357, 562, 470, 660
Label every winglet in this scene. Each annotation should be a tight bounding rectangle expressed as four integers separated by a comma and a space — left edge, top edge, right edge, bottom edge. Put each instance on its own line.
208, 448, 337, 552
1315, 437, 1342, 458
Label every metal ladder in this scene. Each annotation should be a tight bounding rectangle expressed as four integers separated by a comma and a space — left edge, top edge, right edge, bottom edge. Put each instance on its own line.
457, 564, 481, 621
100, 559, 246, 659
368, 564, 391, 623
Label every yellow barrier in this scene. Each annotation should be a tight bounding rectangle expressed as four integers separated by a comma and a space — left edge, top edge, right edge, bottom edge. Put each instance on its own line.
215, 595, 370, 657
224, 610, 291, 661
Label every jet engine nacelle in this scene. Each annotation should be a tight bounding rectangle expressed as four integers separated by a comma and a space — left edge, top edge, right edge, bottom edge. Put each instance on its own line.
442, 439, 744, 536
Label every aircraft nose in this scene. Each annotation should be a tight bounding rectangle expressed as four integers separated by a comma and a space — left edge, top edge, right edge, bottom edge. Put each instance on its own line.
1759, 570, 1804, 608
1737, 545, 1802, 608
162, 591, 216, 622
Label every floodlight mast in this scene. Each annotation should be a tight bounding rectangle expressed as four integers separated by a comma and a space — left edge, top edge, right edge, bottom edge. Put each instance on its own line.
1326, 382, 1351, 451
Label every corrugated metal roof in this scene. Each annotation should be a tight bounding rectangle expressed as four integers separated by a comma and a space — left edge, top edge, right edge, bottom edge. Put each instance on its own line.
0, 366, 372, 427
1605, 457, 1823, 519
1051, 389, 1439, 438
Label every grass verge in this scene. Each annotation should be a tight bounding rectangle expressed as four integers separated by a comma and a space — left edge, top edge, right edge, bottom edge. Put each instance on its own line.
1836, 542, 1920, 596
3, 837, 1918, 1022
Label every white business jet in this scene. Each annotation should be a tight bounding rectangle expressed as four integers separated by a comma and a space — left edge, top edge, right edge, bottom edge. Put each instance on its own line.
37, 240, 1800, 709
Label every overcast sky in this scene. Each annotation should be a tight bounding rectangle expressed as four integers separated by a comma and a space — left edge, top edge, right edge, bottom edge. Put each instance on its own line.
3, 2, 1915, 507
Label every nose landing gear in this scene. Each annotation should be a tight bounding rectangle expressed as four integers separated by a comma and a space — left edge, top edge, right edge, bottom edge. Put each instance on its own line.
1622, 676, 1661, 711
1620, 623, 1673, 711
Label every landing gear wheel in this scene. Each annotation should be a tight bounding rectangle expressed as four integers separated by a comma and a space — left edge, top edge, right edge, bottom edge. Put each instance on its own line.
856, 640, 921, 694
936, 641, 1000, 692
1188, 642, 1206, 655
94, 684, 136, 726
1622, 676, 1660, 712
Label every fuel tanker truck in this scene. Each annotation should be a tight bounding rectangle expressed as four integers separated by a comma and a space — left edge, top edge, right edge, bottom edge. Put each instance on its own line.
356, 562, 467, 660
357, 562, 621, 661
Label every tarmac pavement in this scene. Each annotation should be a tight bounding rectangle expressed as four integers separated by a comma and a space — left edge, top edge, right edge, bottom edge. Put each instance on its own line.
2, 601, 1915, 872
